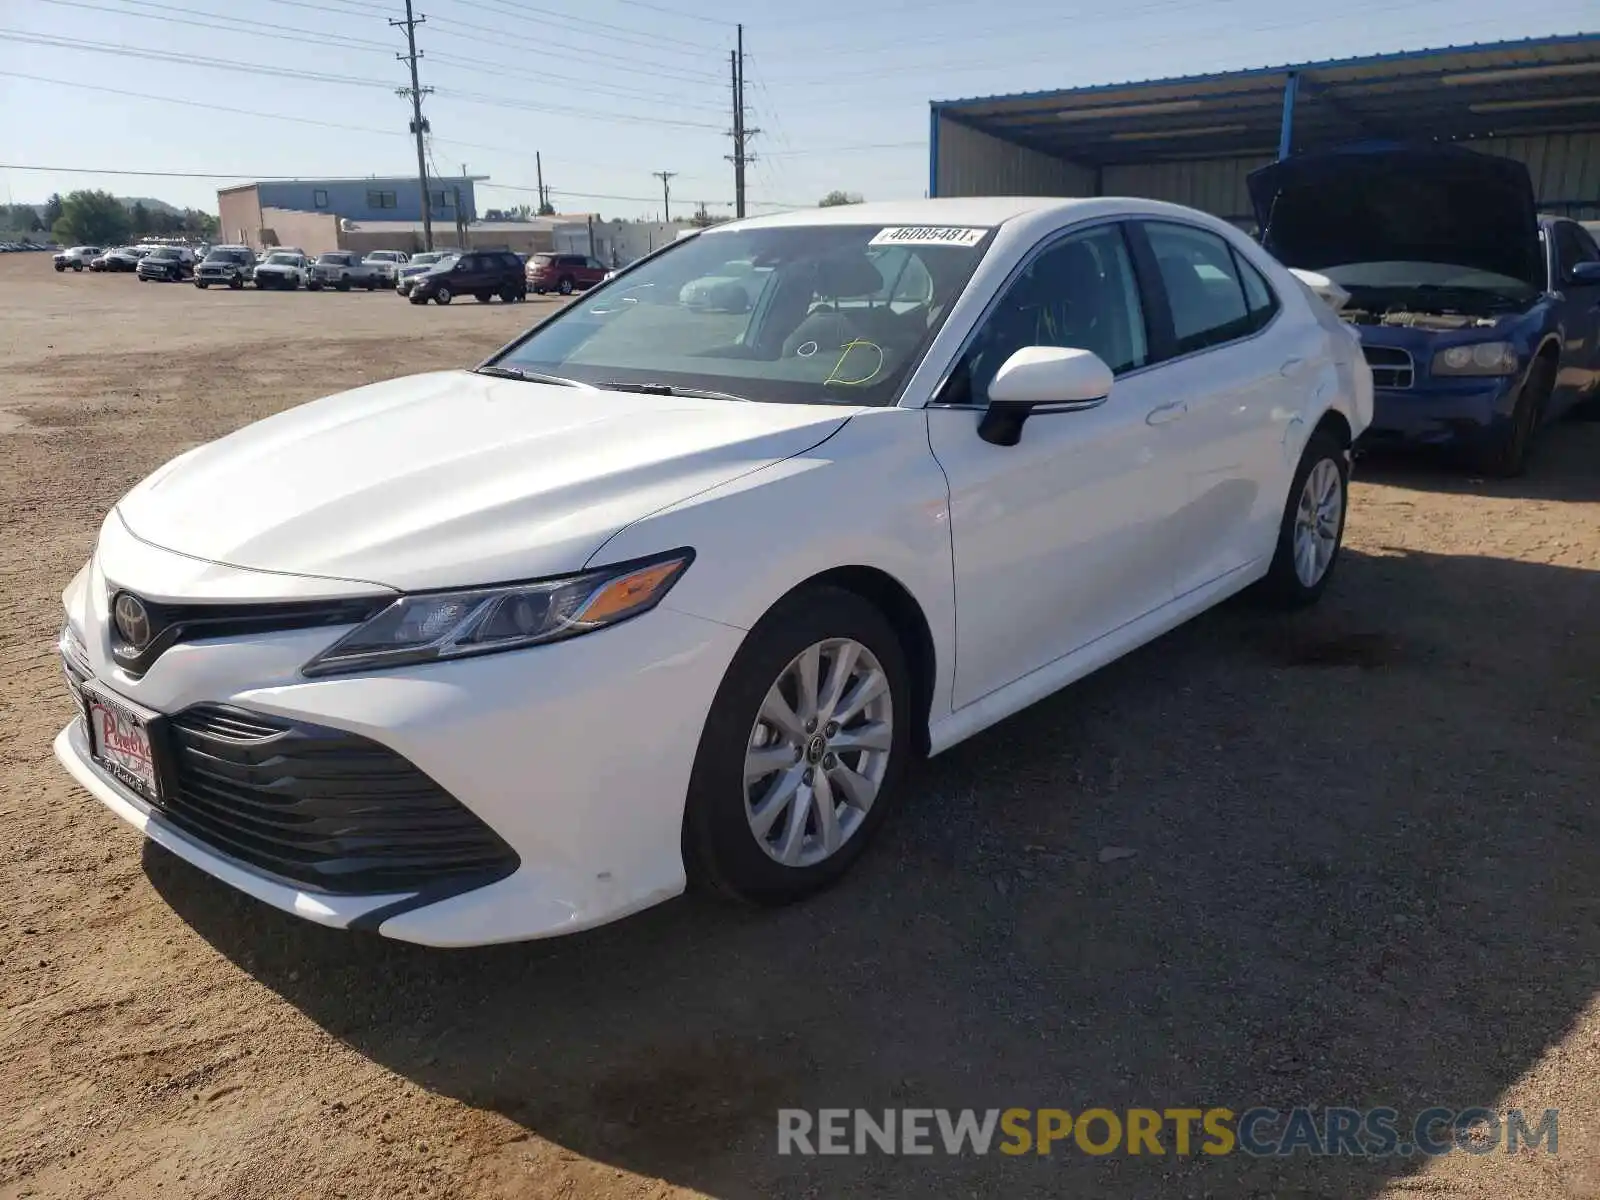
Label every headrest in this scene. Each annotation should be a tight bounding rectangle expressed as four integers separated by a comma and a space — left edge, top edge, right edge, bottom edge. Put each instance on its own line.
813, 253, 886, 298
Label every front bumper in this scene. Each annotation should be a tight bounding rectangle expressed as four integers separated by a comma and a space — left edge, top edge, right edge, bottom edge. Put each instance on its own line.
1356, 377, 1520, 451
54, 525, 746, 946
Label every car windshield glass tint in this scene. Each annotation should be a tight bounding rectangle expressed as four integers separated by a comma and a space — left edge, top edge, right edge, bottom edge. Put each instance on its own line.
492, 223, 996, 406
149, 249, 179, 259
207, 251, 248, 263
265, 254, 299, 264
316, 254, 345, 264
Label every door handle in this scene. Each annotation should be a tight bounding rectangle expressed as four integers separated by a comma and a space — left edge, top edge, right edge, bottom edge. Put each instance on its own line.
1280, 356, 1306, 376
1146, 401, 1188, 426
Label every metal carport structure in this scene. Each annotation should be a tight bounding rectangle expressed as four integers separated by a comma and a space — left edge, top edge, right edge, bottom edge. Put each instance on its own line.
929, 33, 1600, 224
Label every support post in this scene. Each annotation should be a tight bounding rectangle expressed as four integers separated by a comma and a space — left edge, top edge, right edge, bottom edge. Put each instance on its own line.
1277, 71, 1299, 161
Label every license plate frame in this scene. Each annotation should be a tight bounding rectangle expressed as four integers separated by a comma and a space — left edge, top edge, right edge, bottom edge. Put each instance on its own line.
82, 680, 164, 805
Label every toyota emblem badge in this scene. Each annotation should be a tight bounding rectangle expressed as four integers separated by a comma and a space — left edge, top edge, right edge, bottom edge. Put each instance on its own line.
113, 592, 154, 651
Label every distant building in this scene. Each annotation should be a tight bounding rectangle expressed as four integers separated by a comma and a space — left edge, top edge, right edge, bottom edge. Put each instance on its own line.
216, 176, 483, 254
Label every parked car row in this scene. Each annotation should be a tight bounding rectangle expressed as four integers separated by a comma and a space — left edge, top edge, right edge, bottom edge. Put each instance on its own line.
3, 239, 59, 253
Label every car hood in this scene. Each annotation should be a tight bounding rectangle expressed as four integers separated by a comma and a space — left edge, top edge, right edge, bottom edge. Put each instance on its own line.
1247, 142, 1543, 288
115, 369, 858, 592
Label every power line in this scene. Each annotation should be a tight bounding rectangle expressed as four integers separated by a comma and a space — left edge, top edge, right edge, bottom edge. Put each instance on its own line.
33, 0, 397, 50
420, 51, 726, 111
442, 0, 721, 56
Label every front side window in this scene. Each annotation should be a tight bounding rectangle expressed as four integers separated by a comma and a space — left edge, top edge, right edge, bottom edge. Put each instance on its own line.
493, 222, 996, 406
1143, 222, 1255, 355
939, 223, 1147, 407
1555, 221, 1600, 275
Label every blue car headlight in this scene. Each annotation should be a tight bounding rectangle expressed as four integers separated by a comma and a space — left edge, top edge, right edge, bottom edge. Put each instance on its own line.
300, 550, 693, 677
1432, 342, 1518, 377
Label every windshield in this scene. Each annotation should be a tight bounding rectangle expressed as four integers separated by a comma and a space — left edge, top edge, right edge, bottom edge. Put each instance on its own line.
409, 252, 444, 267
426, 255, 459, 272
491, 223, 994, 406
206, 250, 249, 263
316, 253, 347, 265
148, 248, 179, 260
1320, 261, 1537, 309
265, 253, 300, 265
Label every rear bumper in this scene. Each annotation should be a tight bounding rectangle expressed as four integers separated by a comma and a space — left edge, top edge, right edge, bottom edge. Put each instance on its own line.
1356, 378, 1520, 450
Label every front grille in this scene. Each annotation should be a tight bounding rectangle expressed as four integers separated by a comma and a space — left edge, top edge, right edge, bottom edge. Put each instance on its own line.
1362, 345, 1414, 389
156, 704, 519, 894
108, 591, 390, 677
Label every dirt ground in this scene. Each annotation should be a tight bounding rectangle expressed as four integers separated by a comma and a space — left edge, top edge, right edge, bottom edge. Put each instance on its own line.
2, 252, 1598, 1200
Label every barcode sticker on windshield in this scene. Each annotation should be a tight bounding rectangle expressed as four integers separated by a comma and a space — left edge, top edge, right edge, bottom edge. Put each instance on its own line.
869, 226, 988, 248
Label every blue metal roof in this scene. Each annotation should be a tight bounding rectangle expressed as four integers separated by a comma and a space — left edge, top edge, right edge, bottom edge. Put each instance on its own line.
931, 32, 1600, 168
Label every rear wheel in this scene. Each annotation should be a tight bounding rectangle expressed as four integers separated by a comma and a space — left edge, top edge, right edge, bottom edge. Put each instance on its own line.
336, 276, 351, 292
72, 261, 84, 272
365, 278, 377, 291
558, 276, 574, 295
683, 587, 912, 904
1474, 357, 1554, 478
500, 284, 519, 303
1258, 428, 1348, 609
475, 291, 493, 303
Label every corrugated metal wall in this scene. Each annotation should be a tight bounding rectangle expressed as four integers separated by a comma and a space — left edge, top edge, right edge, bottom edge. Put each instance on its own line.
934, 116, 1095, 198
1101, 157, 1269, 223
1472, 131, 1600, 217
934, 126, 1599, 221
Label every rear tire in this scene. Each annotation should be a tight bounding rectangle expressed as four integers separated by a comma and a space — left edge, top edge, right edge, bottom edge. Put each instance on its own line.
558, 276, 574, 295
500, 284, 519, 303
683, 587, 912, 905
1257, 428, 1349, 609
475, 291, 493, 303
1474, 357, 1553, 478
72, 262, 84, 272
365, 278, 377, 291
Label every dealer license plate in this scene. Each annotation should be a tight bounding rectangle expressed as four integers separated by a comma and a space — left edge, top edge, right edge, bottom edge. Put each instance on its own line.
83, 682, 162, 804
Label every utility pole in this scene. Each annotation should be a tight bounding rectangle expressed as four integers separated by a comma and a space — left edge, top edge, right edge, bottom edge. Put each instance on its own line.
392, 0, 434, 251
535, 151, 547, 213
652, 170, 677, 222
726, 24, 758, 219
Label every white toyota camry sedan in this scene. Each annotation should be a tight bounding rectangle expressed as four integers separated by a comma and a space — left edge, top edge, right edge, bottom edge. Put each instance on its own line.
54, 198, 1372, 947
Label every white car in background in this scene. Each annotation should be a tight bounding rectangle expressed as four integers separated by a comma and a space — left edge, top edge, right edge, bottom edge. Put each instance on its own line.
253, 251, 311, 290
53, 197, 1370, 947
363, 249, 410, 284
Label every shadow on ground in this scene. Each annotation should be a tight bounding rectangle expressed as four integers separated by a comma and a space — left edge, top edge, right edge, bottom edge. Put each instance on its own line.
1355, 410, 1600, 502
148, 456, 1600, 1198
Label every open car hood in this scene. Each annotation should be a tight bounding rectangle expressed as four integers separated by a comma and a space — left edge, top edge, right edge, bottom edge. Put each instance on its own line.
1247, 142, 1543, 289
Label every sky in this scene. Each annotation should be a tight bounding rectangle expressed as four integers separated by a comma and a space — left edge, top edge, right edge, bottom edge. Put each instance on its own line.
1, 0, 1594, 220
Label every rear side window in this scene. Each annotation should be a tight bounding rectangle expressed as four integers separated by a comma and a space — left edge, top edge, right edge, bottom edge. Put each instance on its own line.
1143, 222, 1255, 355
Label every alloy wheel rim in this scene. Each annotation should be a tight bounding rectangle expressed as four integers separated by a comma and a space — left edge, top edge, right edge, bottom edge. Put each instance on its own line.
1293, 458, 1343, 588
743, 638, 893, 868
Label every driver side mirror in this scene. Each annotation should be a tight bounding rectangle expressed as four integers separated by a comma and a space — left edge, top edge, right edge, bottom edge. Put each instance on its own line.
1568, 260, 1600, 285
977, 347, 1114, 447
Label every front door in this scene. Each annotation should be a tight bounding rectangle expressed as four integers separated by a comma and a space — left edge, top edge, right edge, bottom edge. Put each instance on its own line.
926, 221, 1188, 709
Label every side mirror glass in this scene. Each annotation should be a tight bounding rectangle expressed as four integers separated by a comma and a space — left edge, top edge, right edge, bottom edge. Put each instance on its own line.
1568, 260, 1600, 285
978, 346, 1114, 447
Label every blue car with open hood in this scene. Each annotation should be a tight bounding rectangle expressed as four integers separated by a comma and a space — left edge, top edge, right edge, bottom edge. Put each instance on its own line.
1249, 142, 1600, 475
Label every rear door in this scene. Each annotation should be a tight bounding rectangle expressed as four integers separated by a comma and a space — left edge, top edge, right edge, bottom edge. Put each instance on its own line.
1130, 219, 1308, 597
1550, 221, 1600, 404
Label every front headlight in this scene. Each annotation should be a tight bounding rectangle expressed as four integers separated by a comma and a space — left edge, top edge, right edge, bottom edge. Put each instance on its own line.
301, 550, 693, 677
1431, 342, 1518, 376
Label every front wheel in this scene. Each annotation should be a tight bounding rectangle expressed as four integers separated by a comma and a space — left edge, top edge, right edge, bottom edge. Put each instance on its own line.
1258, 428, 1349, 609
195, 280, 209, 289
72, 262, 84, 272
475, 291, 493, 304
434, 285, 452, 305
336, 277, 351, 292
683, 587, 912, 905
54, 263, 65, 272
365, 278, 377, 291
228, 275, 243, 290
1474, 358, 1553, 478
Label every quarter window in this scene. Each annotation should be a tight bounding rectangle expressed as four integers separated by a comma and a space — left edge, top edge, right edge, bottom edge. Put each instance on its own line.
1233, 250, 1280, 332
1143, 222, 1256, 355
940, 223, 1148, 406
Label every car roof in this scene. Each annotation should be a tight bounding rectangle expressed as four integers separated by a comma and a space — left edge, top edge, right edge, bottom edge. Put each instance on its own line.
722, 196, 1100, 233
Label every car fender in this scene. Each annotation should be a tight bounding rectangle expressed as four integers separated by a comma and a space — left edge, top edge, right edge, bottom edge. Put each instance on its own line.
588, 407, 959, 727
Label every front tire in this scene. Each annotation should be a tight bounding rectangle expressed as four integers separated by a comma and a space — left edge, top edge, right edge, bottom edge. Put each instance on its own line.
228, 275, 243, 290
195, 280, 209, 289
683, 587, 912, 905
72, 262, 84, 272
434, 285, 452, 305
1474, 357, 1553, 478
1258, 428, 1349, 609
336, 276, 351, 292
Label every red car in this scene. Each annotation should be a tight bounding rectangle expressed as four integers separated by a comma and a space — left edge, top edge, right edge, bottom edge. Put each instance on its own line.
525, 252, 608, 295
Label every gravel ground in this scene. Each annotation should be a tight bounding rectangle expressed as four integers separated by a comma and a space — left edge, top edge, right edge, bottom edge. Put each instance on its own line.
1, 253, 1597, 1200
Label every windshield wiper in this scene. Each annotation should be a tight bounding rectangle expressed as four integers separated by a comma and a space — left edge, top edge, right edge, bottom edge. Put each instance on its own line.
596, 381, 750, 402
475, 365, 590, 388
